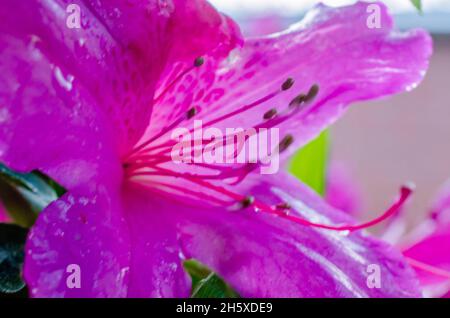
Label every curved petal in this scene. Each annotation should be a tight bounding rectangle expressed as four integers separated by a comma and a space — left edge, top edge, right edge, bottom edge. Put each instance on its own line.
130, 172, 421, 297
150, 1, 432, 158
24, 185, 130, 297
121, 182, 191, 297
0, 0, 242, 154
166, 0, 242, 64
403, 228, 450, 288
402, 179, 450, 296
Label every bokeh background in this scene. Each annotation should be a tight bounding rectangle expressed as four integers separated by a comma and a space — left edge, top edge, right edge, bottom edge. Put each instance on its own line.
211, 0, 450, 230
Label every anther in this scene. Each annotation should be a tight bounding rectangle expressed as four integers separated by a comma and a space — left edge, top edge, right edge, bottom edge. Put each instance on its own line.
281, 78, 295, 91
186, 106, 198, 119
278, 135, 294, 153
194, 56, 205, 67
263, 108, 277, 120
304, 84, 319, 103
276, 202, 291, 210
241, 195, 255, 208
289, 93, 306, 108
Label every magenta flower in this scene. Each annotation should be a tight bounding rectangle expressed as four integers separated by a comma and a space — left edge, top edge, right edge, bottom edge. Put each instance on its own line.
0, 1, 432, 297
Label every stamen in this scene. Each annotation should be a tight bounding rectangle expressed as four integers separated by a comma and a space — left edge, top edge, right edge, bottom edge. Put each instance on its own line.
289, 84, 320, 108
240, 196, 255, 209
194, 56, 205, 67
289, 93, 306, 108
304, 83, 319, 103
281, 78, 295, 91
278, 134, 294, 153
131, 157, 412, 233
133, 77, 312, 160
154, 56, 204, 103
263, 108, 277, 120
186, 106, 199, 119
125, 107, 201, 160
276, 202, 291, 210
198, 77, 293, 130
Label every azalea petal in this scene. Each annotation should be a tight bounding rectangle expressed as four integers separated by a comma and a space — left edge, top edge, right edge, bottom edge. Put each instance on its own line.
24, 185, 130, 297
139, 172, 421, 297
165, 0, 242, 64
133, 0, 243, 142
0, 1, 241, 154
121, 182, 191, 297
82, 0, 241, 149
0, 34, 122, 190
403, 228, 450, 289
151, 1, 431, 157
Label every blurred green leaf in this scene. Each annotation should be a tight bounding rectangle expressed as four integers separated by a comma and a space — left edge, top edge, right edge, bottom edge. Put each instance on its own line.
289, 130, 329, 196
184, 259, 240, 298
410, 0, 422, 12
0, 163, 66, 227
0, 223, 28, 294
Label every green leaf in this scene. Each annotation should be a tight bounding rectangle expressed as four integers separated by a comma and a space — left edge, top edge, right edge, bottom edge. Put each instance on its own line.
184, 259, 240, 298
0, 163, 66, 227
410, 0, 422, 12
0, 223, 28, 293
289, 130, 329, 196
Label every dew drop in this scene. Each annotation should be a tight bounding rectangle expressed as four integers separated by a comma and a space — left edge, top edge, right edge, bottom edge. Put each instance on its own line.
54, 67, 74, 91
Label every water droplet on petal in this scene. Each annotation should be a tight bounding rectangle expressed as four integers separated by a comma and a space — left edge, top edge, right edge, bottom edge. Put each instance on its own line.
54, 67, 74, 91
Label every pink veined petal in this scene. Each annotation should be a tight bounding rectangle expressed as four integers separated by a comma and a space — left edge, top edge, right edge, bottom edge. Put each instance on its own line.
83, 0, 242, 151
135, 0, 243, 143
149, 1, 432, 159
0, 1, 242, 154
129, 172, 421, 298
326, 161, 364, 216
24, 185, 131, 298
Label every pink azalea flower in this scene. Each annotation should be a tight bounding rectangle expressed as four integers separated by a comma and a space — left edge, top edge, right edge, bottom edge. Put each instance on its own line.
0, 1, 432, 297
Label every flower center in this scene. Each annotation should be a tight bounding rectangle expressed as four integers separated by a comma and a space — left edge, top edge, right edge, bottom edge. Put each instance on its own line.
121, 56, 411, 233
